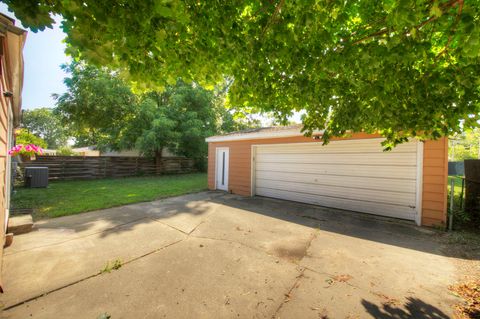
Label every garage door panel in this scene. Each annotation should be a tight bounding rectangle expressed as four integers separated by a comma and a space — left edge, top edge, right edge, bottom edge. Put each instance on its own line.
256, 152, 416, 166
256, 139, 417, 154
254, 139, 419, 221
255, 171, 416, 193
256, 188, 416, 220
255, 180, 416, 207
255, 162, 417, 179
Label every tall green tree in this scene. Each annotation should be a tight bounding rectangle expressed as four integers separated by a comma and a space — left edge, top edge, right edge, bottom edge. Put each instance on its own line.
54, 62, 138, 150
4, 0, 480, 146
22, 107, 69, 148
449, 129, 480, 161
123, 82, 218, 170
55, 63, 248, 169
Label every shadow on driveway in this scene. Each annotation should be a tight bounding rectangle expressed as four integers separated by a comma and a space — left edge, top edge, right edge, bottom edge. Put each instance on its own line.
207, 193, 478, 260
362, 297, 450, 319
2, 191, 465, 318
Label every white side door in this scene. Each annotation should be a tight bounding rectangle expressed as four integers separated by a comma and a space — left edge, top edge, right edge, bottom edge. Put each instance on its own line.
215, 148, 229, 191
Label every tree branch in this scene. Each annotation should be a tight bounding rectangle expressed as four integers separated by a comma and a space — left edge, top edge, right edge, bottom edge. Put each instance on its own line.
436, 0, 464, 58
261, 0, 285, 37
351, 0, 463, 46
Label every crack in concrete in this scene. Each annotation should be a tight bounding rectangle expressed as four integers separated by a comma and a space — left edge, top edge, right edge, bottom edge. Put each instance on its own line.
5, 201, 323, 314
11, 194, 224, 255
4, 204, 223, 310
5, 216, 152, 255
190, 234, 274, 258
188, 220, 206, 235
268, 229, 319, 318
149, 202, 223, 237
301, 266, 362, 290
270, 268, 306, 319
3, 238, 186, 311
149, 217, 190, 235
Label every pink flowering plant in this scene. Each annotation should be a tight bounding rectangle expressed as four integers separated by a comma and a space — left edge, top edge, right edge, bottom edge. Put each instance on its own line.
8, 144, 43, 157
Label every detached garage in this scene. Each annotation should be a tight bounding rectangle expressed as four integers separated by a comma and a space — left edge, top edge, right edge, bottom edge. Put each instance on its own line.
206, 125, 448, 227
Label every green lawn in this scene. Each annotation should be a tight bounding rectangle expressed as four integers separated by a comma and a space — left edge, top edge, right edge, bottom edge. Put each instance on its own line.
12, 173, 207, 219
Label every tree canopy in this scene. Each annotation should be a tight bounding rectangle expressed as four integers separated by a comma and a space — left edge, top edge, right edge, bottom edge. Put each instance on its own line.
54, 62, 138, 150
449, 129, 480, 161
54, 62, 259, 169
5, 0, 480, 146
22, 107, 69, 148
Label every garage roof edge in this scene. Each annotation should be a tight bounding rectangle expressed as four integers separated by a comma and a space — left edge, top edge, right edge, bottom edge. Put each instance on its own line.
206, 125, 324, 142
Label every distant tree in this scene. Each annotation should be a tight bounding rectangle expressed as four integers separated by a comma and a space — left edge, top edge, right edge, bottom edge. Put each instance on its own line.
22, 107, 69, 148
15, 129, 47, 149
122, 82, 218, 170
55, 63, 264, 170
121, 97, 179, 157
54, 62, 138, 150
449, 129, 480, 161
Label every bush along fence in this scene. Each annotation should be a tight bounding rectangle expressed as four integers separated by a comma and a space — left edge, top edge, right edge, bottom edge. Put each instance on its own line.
19, 156, 196, 180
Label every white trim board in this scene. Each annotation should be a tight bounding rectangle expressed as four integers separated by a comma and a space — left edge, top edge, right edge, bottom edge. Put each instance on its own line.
206, 129, 324, 142
415, 141, 424, 226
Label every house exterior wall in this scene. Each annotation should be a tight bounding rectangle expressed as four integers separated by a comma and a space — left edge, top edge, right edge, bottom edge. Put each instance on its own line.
0, 42, 12, 291
0, 14, 27, 291
207, 133, 448, 227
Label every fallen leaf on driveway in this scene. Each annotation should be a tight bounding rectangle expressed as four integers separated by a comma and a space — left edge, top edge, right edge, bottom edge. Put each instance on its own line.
333, 274, 353, 282
371, 291, 400, 306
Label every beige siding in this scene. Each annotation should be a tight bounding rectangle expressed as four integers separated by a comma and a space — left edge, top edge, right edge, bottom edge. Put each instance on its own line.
0, 56, 8, 289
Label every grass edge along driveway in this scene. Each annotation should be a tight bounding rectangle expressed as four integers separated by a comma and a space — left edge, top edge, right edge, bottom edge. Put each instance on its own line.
12, 173, 207, 219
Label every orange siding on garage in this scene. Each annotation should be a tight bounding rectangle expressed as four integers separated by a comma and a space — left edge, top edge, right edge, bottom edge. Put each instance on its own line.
208, 134, 448, 226
422, 139, 448, 226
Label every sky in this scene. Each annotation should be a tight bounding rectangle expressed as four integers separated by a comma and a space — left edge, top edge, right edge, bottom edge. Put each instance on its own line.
0, 4, 69, 110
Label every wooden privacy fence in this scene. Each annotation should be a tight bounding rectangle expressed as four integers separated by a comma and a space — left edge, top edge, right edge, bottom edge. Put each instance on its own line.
20, 156, 196, 180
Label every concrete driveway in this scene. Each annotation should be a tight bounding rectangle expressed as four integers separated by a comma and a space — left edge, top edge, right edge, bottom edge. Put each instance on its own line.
0, 192, 461, 318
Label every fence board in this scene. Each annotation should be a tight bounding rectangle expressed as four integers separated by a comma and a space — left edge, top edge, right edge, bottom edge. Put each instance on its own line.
20, 156, 195, 180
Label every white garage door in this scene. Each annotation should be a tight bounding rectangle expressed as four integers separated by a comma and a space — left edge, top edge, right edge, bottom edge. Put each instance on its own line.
253, 139, 420, 221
